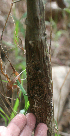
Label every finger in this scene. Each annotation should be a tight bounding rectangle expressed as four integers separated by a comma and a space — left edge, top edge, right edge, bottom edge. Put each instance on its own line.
20, 125, 32, 136
34, 123, 48, 136
20, 113, 36, 136
7, 113, 26, 136
0, 126, 11, 136
0, 126, 6, 133
26, 113, 36, 130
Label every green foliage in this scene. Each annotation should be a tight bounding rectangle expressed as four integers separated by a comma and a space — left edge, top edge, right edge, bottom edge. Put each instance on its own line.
0, 107, 10, 126
0, 10, 28, 125
55, 133, 61, 136
54, 120, 61, 136
9, 78, 30, 123
1, 77, 30, 125
64, 8, 70, 13
13, 12, 26, 40
14, 20, 19, 57
16, 79, 30, 113
13, 12, 27, 80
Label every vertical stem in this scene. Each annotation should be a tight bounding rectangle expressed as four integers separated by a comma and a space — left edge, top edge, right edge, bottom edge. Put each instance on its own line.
25, 0, 54, 135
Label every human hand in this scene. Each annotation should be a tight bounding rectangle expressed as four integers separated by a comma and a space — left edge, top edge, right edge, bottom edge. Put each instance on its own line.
0, 113, 48, 136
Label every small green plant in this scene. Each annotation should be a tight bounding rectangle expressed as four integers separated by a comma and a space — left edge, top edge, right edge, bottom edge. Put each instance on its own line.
54, 120, 61, 136
55, 133, 61, 136
0, 0, 28, 126
9, 78, 30, 123
0, 107, 10, 126
0, 75, 30, 125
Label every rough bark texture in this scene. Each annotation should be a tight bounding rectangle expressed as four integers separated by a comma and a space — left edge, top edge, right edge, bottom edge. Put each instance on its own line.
25, 0, 54, 135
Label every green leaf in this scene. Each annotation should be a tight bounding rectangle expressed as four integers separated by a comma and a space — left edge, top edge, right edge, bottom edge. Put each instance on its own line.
55, 134, 61, 136
0, 107, 10, 122
64, 8, 70, 13
10, 98, 19, 121
20, 12, 27, 20
2, 80, 8, 83
16, 80, 30, 114
0, 113, 7, 126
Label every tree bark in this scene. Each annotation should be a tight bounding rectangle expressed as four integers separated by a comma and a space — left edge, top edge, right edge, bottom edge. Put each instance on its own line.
25, 0, 54, 135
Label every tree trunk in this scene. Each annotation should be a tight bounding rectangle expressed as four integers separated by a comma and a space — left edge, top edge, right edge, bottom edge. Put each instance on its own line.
25, 0, 54, 135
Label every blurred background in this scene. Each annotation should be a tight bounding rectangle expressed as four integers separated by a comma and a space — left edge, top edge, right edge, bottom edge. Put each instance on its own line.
0, 0, 70, 135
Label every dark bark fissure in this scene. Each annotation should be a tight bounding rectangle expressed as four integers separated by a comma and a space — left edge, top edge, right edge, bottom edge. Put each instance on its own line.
25, 0, 53, 135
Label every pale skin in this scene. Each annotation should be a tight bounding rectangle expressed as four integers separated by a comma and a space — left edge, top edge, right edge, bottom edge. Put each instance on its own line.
0, 113, 48, 136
